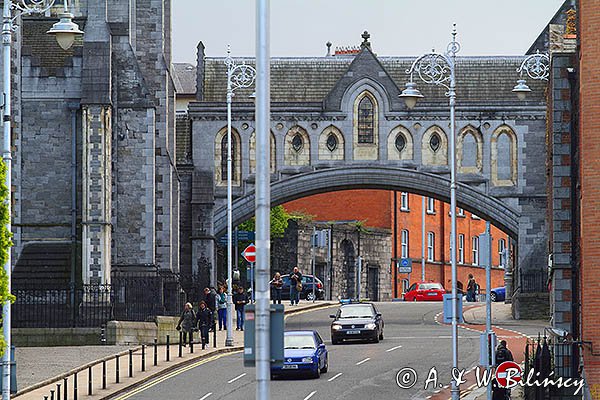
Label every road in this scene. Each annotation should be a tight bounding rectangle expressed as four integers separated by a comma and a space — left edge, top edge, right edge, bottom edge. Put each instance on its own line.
116, 302, 483, 400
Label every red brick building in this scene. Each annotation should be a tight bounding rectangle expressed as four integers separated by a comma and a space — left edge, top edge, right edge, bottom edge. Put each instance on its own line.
284, 190, 508, 298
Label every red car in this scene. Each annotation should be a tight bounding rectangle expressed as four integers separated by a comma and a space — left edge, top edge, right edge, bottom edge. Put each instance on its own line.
404, 282, 446, 301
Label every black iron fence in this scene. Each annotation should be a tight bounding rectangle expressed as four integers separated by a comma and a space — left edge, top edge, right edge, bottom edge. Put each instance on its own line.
520, 270, 549, 293
12, 273, 204, 328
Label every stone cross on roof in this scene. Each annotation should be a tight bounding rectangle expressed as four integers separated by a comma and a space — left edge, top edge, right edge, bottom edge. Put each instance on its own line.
361, 30, 371, 50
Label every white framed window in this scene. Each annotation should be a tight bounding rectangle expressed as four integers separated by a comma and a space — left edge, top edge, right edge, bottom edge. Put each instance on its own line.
458, 234, 464, 264
472, 236, 479, 265
427, 232, 435, 261
498, 238, 506, 267
458, 207, 465, 217
427, 197, 435, 214
401, 230, 409, 258
400, 192, 409, 211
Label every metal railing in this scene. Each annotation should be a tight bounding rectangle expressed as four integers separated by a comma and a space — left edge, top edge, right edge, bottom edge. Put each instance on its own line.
519, 270, 549, 293
12, 273, 203, 328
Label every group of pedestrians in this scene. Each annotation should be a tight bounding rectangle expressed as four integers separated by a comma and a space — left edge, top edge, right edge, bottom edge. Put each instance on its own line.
269, 266, 303, 305
176, 285, 249, 349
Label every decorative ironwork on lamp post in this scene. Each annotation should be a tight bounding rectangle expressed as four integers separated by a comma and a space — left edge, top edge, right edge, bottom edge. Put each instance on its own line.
512, 50, 550, 100
2, 3, 82, 399
399, 24, 461, 400
224, 46, 256, 347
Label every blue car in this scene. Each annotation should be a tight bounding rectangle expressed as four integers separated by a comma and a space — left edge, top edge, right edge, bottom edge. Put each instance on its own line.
491, 287, 506, 302
271, 330, 329, 379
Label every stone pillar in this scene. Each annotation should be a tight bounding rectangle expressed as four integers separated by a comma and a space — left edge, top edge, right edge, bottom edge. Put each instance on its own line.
82, 106, 112, 284
191, 171, 216, 288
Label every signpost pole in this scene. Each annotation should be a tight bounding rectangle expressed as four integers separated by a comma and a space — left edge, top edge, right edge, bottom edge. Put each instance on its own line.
251, 262, 255, 303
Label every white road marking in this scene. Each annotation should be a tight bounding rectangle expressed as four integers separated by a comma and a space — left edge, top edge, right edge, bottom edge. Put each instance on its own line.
328, 372, 343, 382
227, 373, 246, 384
199, 393, 213, 400
356, 357, 370, 365
303, 390, 317, 400
386, 345, 403, 352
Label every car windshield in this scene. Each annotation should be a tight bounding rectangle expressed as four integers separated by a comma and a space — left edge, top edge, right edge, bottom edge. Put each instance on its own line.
339, 305, 374, 318
284, 334, 316, 349
420, 283, 443, 290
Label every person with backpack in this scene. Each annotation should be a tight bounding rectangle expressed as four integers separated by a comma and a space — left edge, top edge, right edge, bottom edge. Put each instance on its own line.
495, 340, 514, 365
196, 300, 213, 349
289, 266, 303, 306
466, 274, 478, 302
233, 286, 248, 331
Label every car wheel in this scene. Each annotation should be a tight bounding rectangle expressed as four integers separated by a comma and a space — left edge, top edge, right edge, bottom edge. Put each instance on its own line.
373, 333, 380, 343
490, 292, 497, 302
320, 355, 328, 373
313, 365, 321, 378
306, 292, 316, 301
379, 330, 384, 340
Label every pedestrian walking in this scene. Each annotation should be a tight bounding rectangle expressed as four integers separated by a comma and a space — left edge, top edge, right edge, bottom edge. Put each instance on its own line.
466, 274, 477, 302
204, 286, 218, 332
176, 302, 196, 347
217, 286, 228, 330
196, 300, 213, 349
270, 272, 283, 304
495, 340, 514, 365
289, 266, 303, 306
233, 286, 248, 330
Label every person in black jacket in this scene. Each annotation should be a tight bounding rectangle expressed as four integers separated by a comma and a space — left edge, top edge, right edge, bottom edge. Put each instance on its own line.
233, 286, 248, 331
196, 300, 213, 349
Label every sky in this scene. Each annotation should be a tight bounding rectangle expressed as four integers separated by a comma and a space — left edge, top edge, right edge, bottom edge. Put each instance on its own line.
172, 0, 567, 64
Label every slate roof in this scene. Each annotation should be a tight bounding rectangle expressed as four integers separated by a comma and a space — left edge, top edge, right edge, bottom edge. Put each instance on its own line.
198, 55, 546, 104
173, 63, 197, 95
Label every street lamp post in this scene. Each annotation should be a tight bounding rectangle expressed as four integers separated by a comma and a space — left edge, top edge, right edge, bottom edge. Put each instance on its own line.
512, 50, 550, 99
2, 2, 82, 398
399, 25, 460, 400
224, 47, 256, 347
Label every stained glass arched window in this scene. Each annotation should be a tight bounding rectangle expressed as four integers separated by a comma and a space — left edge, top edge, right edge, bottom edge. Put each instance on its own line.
358, 96, 374, 144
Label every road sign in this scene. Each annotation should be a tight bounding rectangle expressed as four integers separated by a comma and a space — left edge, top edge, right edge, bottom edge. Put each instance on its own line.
495, 361, 522, 388
242, 243, 256, 263
397, 258, 412, 273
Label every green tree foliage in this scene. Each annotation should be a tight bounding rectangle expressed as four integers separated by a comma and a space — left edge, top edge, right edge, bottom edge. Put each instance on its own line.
238, 205, 291, 239
0, 161, 14, 356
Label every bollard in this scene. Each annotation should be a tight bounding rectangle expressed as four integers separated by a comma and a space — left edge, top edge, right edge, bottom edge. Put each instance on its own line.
190, 335, 194, 353
57, 383, 61, 400
63, 377, 68, 400
213, 323, 217, 348
116, 355, 120, 383
74, 372, 78, 400
50, 389, 55, 400
166, 335, 170, 361
100, 325, 106, 345
102, 360, 106, 389
129, 349, 133, 377
88, 366, 92, 395
142, 344, 146, 372
153, 338, 158, 366
178, 332, 183, 358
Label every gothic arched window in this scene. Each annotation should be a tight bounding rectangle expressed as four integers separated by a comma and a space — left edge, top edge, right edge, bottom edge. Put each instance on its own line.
358, 96, 374, 144
220, 134, 236, 181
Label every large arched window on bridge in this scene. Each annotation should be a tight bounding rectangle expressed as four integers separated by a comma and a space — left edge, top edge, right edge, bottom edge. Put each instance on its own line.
249, 131, 276, 174
353, 90, 379, 160
214, 127, 241, 186
491, 125, 518, 186
422, 125, 448, 166
388, 125, 413, 161
284, 126, 310, 166
319, 125, 344, 161
457, 125, 483, 174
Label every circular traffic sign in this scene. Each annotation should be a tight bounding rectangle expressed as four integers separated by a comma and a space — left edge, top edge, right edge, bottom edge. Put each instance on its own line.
242, 244, 256, 263
495, 361, 522, 388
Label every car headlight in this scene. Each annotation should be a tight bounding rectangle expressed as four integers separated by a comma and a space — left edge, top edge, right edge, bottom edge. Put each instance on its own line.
365, 323, 377, 330
302, 357, 314, 363
332, 324, 342, 330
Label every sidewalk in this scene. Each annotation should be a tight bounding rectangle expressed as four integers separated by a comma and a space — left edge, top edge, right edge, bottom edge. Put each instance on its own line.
14, 300, 335, 400
431, 302, 548, 400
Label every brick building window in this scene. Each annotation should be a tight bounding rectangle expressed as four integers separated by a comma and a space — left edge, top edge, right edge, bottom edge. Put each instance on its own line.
427, 197, 435, 214
458, 234, 464, 263
458, 207, 464, 216
427, 232, 435, 261
401, 230, 409, 258
400, 192, 409, 211
358, 96, 374, 143
221, 134, 236, 181
498, 238, 506, 267
472, 236, 479, 265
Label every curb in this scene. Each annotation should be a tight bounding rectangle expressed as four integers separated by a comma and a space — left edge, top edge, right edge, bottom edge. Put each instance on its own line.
16, 301, 336, 399
103, 346, 244, 400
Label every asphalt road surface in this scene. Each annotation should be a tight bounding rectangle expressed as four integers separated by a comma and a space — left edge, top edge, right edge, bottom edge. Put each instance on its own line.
116, 302, 482, 400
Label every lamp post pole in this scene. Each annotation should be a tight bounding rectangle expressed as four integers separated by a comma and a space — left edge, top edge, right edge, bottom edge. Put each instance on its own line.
2, 2, 82, 398
400, 25, 460, 400
224, 48, 256, 347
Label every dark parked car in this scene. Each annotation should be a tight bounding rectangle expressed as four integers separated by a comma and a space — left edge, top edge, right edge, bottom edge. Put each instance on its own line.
279, 274, 325, 301
330, 302, 384, 344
